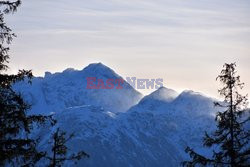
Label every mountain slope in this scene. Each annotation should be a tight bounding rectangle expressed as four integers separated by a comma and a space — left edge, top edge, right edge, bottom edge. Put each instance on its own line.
36, 87, 217, 167
38, 106, 183, 167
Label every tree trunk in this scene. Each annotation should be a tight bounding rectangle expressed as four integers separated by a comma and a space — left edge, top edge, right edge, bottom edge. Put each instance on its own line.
229, 70, 235, 167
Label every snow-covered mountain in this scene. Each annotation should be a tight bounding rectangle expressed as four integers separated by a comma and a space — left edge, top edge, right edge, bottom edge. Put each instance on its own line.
14, 63, 220, 167
14, 63, 142, 114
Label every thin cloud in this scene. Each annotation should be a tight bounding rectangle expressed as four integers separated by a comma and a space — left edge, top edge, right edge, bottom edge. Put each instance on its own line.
6, 0, 250, 98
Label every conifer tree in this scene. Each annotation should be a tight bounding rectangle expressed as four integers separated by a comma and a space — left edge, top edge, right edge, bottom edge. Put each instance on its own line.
46, 128, 89, 167
0, 1, 52, 166
183, 63, 250, 166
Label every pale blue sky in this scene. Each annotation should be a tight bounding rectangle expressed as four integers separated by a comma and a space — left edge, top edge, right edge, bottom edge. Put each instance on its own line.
7, 0, 250, 98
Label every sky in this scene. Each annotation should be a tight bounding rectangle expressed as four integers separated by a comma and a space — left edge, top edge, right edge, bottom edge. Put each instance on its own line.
6, 0, 250, 98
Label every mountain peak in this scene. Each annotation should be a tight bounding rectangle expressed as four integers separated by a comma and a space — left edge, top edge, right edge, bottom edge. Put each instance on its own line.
140, 87, 179, 104
177, 90, 210, 100
62, 68, 76, 73
83, 62, 109, 71
82, 62, 119, 78
150, 86, 179, 102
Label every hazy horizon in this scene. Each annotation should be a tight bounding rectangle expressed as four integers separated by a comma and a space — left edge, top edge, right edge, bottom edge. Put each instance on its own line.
6, 0, 250, 98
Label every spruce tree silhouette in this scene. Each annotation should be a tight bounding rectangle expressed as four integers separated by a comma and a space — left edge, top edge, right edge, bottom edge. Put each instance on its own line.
46, 128, 89, 167
0, 1, 53, 166
183, 63, 250, 167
